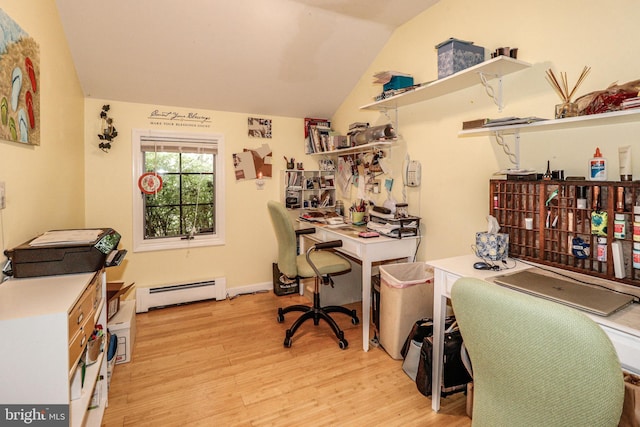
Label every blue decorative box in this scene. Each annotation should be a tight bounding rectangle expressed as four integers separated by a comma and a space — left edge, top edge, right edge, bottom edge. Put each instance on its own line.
435, 38, 485, 79
383, 75, 414, 91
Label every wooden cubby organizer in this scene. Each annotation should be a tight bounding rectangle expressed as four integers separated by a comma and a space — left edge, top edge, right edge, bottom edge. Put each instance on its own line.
282, 169, 336, 210
490, 178, 640, 287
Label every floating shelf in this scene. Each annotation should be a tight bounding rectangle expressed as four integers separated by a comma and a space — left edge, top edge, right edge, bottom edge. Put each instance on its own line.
459, 108, 640, 137
360, 56, 531, 111
308, 140, 394, 156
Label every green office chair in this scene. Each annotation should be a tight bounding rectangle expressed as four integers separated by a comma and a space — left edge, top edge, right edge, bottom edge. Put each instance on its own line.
451, 277, 624, 427
267, 200, 359, 349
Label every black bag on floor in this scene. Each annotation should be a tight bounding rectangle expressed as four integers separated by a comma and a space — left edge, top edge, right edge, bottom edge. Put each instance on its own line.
401, 318, 434, 381
415, 319, 472, 397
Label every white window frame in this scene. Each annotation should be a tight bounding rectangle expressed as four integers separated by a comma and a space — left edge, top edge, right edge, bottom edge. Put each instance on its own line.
132, 129, 225, 252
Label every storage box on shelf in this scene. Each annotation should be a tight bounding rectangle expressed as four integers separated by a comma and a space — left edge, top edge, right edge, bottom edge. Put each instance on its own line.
435, 38, 485, 79
490, 179, 640, 287
107, 281, 134, 320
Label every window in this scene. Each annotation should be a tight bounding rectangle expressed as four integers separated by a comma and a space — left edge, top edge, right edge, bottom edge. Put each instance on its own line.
132, 129, 225, 252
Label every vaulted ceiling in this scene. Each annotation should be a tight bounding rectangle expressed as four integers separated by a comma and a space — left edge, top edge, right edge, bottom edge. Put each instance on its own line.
55, 0, 439, 118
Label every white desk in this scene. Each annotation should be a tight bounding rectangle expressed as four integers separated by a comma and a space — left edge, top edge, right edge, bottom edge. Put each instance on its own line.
427, 254, 640, 412
303, 223, 419, 351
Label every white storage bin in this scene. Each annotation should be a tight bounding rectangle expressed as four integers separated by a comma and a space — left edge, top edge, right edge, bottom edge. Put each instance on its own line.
109, 299, 136, 364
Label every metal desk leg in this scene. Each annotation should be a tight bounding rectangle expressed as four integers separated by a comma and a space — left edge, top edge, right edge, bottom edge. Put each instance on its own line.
431, 271, 447, 411
361, 260, 372, 351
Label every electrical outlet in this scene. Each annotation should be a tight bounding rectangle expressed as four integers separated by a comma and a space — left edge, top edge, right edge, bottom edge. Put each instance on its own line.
0, 182, 5, 209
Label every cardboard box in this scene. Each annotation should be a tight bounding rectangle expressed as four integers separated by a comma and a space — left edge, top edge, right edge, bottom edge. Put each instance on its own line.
106, 353, 116, 390
109, 299, 136, 364
436, 38, 485, 79
107, 281, 135, 320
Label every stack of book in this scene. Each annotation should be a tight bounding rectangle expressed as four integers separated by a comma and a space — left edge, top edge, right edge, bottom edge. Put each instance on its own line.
304, 118, 332, 154
622, 97, 640, 110
462, 117, 547, 130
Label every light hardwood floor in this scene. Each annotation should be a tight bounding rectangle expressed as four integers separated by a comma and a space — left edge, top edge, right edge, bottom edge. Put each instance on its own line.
102, 291, 471, 426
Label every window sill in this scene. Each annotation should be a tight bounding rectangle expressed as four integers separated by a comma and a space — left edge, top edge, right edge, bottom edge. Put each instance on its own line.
133, 235, 225, 252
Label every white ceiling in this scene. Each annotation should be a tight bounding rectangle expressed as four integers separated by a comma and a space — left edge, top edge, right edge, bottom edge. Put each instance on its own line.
55, 0, 439, 118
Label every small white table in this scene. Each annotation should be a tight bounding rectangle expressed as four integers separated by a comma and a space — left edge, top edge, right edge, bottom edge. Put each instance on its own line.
427, 254, 640, 412
303, 223, 419, 351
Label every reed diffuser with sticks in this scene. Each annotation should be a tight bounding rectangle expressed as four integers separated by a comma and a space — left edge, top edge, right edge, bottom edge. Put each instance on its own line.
546, 66, 591, 119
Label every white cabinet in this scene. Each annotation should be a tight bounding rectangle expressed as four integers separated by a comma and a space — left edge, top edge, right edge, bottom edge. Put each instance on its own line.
0, 271, 108, 427
282, 169, 336, 210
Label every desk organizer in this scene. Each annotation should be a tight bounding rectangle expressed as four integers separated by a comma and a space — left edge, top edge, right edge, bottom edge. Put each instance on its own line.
368, 213, 420, 239
490, 179, 640, 287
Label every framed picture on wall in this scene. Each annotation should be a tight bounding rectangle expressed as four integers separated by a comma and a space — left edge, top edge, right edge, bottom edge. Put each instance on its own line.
0, 8, 40, 145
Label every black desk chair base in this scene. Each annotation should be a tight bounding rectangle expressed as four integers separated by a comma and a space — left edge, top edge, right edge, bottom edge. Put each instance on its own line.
277, 282, 359, 350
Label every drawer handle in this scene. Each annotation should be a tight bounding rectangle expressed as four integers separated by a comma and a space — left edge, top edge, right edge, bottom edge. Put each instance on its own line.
80, 334, 86, 347
76, 311, 84, 325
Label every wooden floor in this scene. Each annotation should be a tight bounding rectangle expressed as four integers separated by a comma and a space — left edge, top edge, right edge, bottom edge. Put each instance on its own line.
102, 291, 471, 426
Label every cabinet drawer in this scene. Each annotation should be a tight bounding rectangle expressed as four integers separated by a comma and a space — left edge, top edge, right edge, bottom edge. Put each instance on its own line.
68, 311, 94, 371
68, 279, 97, 337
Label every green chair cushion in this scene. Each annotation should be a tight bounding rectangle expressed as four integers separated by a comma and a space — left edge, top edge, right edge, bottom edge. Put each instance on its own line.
296, 251, 351, 278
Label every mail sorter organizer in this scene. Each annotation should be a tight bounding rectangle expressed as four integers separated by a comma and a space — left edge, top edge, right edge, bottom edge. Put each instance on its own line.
489, 179, 640, 288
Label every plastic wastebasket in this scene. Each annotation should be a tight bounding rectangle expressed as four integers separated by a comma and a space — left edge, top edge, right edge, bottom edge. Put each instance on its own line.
379, 262, 434, 359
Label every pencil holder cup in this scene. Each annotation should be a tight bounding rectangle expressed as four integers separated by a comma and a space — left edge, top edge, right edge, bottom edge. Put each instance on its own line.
351, 212, 365, 224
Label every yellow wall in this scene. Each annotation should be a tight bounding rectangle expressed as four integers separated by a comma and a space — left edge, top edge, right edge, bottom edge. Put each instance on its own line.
5, 0, 640, 291
332, 0, 640, 261
84, 98, 307, 290
0, 1, 85, 255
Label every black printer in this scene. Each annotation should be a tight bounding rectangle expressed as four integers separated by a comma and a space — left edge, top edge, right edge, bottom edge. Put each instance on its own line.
4, 228, 127, 278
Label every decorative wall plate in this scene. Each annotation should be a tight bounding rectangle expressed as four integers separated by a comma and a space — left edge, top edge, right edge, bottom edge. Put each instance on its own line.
138, 172, 163, 194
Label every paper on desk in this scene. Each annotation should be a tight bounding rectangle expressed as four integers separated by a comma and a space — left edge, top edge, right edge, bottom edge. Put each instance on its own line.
337, 157, 352, 195
29, 229, 104, 246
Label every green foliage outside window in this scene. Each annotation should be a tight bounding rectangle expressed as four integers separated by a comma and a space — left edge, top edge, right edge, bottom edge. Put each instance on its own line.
143, 152, 215, 239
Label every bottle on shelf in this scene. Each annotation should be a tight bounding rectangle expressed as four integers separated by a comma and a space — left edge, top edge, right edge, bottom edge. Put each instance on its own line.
589, 147, 607, 181
543, 160, 552, 180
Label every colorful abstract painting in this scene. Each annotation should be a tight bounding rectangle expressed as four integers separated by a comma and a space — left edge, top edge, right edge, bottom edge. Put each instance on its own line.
0, 9, 39, 145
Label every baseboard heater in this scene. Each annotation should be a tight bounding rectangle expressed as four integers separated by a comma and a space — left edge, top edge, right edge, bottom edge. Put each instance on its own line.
136, 277, 226, 312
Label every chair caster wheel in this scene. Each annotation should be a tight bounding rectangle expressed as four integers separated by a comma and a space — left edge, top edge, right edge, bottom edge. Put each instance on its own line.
284, 337, 292, 348
351, 316, 360, 325
338, 339, 348, 350
277, 313, 284, 323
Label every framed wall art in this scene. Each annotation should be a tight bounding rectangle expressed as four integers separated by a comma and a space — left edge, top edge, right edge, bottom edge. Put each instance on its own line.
0, 8, 40, 145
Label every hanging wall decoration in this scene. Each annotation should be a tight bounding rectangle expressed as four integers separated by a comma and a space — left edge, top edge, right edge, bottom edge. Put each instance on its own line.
98, 104, 118, 152
233, 143, 272, 181
247, 117, 272, 138
0, 8, 40, 145
138, 171, 163, 195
